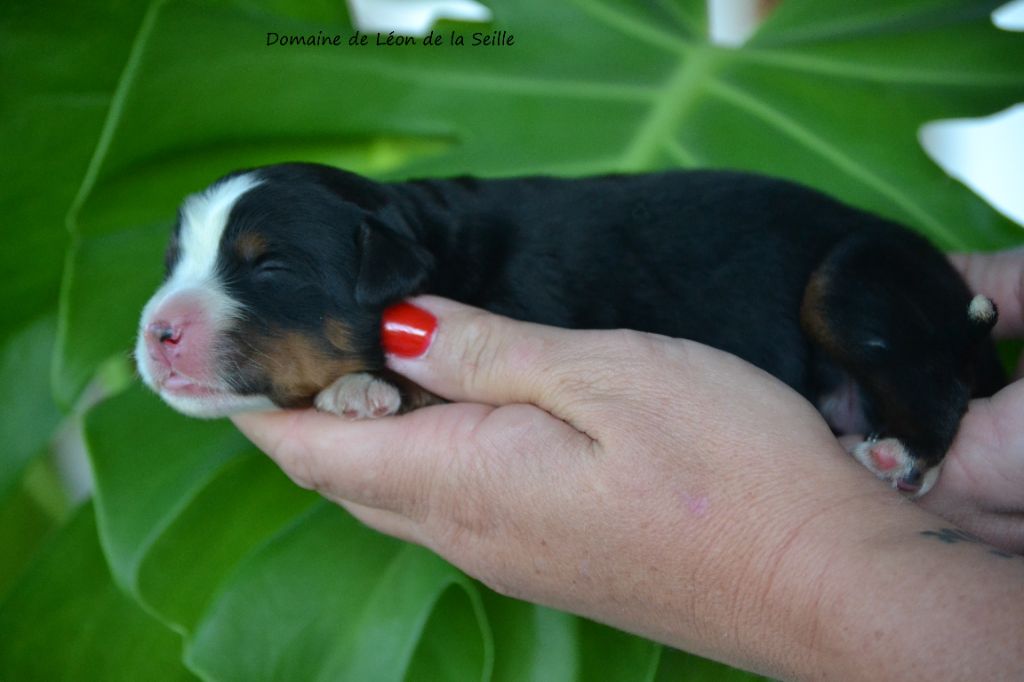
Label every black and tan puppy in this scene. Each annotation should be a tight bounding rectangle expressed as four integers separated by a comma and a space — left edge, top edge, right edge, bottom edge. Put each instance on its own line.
136, 163, 1004, 495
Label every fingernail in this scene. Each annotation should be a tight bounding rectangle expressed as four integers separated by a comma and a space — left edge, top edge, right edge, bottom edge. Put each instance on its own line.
382, 301, 437, 358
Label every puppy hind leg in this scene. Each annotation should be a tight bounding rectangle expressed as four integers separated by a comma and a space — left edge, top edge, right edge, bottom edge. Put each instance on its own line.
801, 230, 976, 495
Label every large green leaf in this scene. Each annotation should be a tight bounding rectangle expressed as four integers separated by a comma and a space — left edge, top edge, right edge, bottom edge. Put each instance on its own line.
0, 503, 195, 681
0, 315, 63, 498
0, 6, 155, 669
185, 504, 490, 681
63, 0, 1024, 679
0, 0, 148, 337
84, 388, 316, 602
56, 0, 1024, 405
0, 0, 150, 528
0, 467, 59, 600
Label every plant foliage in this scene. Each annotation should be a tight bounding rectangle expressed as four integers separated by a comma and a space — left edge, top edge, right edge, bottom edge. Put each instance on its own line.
1, 0, 1020, 679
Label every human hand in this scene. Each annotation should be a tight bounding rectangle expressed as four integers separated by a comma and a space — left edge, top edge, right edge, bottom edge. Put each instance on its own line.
232, 297, 1023, 679
921, 249, 1024, 552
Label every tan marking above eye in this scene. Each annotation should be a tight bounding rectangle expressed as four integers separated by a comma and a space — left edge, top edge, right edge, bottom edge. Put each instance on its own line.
235, 232, 268, 262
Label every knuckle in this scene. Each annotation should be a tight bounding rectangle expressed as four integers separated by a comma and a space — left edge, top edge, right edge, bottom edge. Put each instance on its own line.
420, 419, 507, 561
427, 478, 499, 566
548, 329, 667, 402
454, 311, 504, 396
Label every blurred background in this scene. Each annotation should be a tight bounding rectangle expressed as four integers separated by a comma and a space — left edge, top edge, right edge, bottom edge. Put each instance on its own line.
1, 1, 1021, 680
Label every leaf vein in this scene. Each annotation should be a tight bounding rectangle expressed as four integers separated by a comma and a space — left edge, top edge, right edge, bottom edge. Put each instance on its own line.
738, 48, 1024, 88
707, 79, 961, 246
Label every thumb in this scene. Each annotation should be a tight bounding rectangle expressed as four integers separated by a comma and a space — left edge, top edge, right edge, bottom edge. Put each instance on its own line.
382, 296, 632, 420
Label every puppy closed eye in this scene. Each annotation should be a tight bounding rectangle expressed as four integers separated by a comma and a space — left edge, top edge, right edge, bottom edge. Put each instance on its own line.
251, 254, 292, 280
863, 337, 888, 351
856, 335, 891, 364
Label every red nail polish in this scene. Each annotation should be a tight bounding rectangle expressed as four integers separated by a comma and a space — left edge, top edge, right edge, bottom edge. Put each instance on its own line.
382, 302, 437, 358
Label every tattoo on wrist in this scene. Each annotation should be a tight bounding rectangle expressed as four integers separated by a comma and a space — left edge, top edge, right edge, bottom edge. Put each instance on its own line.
920, 528, 1017, 559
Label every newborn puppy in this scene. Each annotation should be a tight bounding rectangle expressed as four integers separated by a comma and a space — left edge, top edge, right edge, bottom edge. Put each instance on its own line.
136, 163, 1004, 495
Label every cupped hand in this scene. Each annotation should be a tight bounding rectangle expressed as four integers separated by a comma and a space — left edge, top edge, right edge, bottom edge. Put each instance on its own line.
232, 293, 1024, 679
921, 249, 1024, 552
234, 296, 856, 593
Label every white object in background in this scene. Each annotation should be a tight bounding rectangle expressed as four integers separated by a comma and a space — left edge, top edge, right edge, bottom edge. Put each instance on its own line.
920, 0, 1024, 228
346, 0, 491, 37
921, 105, 1024, 228
708, 0, 764, 47
994, 0, 1024, 29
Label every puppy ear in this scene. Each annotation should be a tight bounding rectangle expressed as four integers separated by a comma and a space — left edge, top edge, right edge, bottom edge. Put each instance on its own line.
354, 217, 434, 308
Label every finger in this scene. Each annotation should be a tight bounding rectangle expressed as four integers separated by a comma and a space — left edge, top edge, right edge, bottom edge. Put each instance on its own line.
384, 296, 644, 422
941, 381, 1024, 505
231, 403, 490, 517
949, 248, 1024, 339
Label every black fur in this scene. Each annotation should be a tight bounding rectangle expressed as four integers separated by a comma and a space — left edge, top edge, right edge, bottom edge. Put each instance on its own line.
197, 163, 1005, 480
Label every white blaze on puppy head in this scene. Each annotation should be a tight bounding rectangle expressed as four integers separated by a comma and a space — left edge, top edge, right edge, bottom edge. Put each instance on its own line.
135, 173, 276, 418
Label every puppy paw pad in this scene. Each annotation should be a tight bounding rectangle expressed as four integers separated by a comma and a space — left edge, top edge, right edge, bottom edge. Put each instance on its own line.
315, 373, 402, 419
847, 437, 940, 497
850, 437, 913, 482
869, 441, 903, 472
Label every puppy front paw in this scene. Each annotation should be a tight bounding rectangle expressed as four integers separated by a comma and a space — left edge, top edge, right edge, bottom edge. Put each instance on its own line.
849, 437, 939, 497
314, 373, 402, 419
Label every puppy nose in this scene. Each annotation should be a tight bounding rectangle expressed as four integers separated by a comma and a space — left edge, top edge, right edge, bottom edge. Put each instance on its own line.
145, 320, 188, 368
147, 321, 182, 346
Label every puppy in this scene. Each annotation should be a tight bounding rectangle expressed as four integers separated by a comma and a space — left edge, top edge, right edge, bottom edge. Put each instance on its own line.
136, 163, 1004, 495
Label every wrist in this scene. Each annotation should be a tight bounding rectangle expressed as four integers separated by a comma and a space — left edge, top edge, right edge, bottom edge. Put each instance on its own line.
760, 499, 1024, 681
693, 486, 897, 679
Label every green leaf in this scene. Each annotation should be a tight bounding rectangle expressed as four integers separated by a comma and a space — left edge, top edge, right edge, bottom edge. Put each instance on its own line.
87, 388, 495, 680
85, 386, 322, 631
0, 0, 158, 637
135, 448, 321, 630
0, 315, 63, 498
405, 584, 492, 681
0, 503, 195, 681
480, 590, 664, 681
186, 505, 490, 681
0, 466, 59, 600
0, 5, 151, 573
0, 0, 149, 339
654, 647, 772, 681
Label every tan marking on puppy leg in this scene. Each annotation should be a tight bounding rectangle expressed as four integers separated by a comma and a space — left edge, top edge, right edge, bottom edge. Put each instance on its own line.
800, 267, 838, 352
